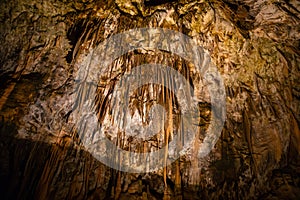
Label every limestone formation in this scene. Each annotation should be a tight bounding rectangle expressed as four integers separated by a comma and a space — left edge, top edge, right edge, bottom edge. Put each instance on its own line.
0, 0, 299, 199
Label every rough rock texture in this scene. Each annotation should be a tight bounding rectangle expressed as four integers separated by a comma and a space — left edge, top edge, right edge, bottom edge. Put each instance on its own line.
0, 0, 299, 199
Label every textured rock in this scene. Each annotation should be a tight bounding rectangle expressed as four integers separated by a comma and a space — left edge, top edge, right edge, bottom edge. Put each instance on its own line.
0, 0, 299, 199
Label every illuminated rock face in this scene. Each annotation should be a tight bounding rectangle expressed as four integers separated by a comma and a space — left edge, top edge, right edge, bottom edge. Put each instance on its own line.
0, 0, 299, 199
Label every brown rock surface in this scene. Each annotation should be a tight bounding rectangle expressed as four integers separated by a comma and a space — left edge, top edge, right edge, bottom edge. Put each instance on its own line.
0, 0, 299, 199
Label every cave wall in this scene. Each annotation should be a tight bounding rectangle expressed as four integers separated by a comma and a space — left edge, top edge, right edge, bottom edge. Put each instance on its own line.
0, 0, 299, 199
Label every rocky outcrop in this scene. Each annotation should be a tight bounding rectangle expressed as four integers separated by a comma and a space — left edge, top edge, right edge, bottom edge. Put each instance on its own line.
0, 0, 299, 199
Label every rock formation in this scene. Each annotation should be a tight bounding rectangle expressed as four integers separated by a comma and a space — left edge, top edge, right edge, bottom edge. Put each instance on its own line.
0, 0, 299, 199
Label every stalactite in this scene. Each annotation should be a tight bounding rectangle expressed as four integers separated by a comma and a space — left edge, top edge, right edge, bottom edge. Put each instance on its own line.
0, 0, 299, 199
115, 171, 122, 200
243, 110, 257, 175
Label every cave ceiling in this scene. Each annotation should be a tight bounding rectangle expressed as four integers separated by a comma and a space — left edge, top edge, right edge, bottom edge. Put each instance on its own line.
0, 0, 299, 199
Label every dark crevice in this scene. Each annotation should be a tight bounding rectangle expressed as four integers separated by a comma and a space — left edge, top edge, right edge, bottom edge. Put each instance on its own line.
66, 19, 88, 64
144, 0, 178, 7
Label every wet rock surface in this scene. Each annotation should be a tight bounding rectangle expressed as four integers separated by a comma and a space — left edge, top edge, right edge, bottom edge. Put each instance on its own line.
0, 0, 299, 199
